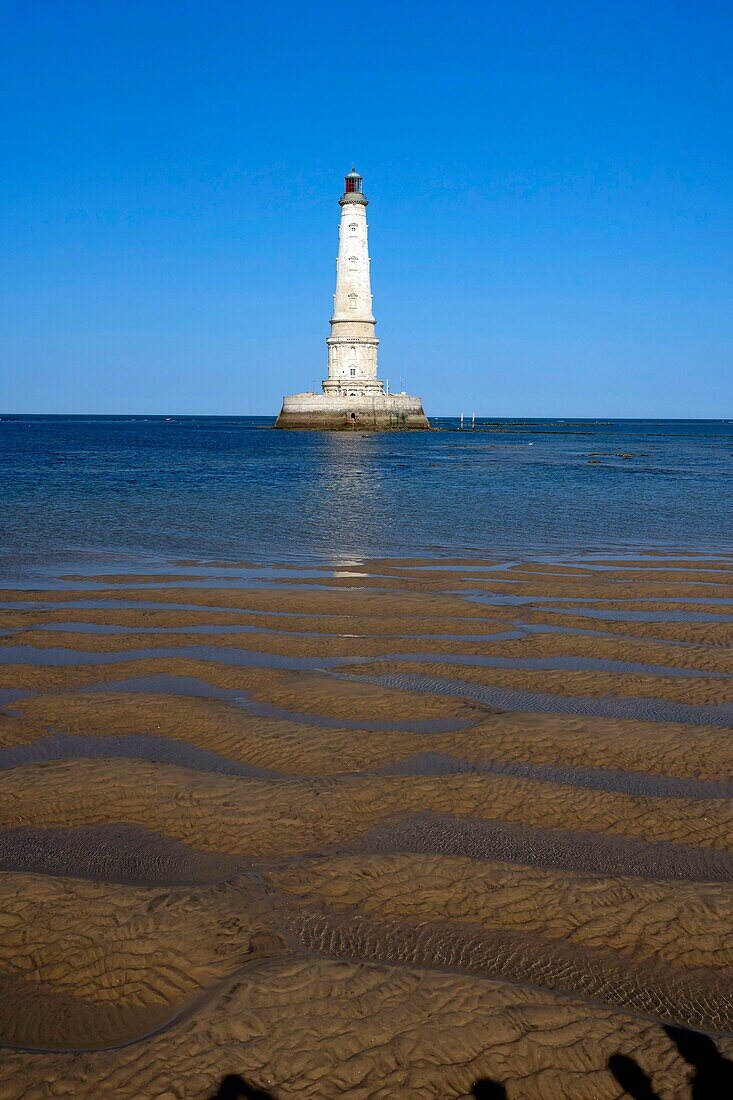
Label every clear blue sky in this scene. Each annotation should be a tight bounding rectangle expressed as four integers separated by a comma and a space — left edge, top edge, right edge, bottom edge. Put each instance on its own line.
1, 0, 731, 416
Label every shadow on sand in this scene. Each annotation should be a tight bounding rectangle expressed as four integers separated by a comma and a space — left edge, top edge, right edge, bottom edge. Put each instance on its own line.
209, 1026, 733, 1098
207, 1074, 506, 1098
471, 1080, 507, 1097
210, 1076, 274, 1099
608, 1025, 733, 1099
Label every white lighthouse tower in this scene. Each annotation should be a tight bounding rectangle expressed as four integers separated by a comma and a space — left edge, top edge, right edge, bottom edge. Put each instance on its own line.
275, 169, 429, 430
324, 168, 381, 398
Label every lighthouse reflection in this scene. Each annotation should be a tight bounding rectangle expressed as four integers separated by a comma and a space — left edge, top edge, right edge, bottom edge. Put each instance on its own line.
313, 431, 384, 568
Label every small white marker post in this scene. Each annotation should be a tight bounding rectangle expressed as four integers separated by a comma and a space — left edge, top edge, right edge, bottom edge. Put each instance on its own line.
460, 413, 464, 430
472, 411, 475, 431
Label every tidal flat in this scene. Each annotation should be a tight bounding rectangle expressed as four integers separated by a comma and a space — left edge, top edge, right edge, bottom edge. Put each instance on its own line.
0, 555, 732, 1098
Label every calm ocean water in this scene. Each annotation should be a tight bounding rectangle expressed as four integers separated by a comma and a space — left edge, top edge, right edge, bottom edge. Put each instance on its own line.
1, 415, 732, 577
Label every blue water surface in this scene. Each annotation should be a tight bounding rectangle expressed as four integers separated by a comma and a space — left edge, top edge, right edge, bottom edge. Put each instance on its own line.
0, 415, 731, 574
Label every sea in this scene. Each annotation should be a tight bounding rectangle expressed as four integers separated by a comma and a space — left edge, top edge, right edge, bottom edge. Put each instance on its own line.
1, 415, 732, 578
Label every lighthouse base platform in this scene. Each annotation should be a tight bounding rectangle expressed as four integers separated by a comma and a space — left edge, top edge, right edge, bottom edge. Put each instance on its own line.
275, 392, 429, 431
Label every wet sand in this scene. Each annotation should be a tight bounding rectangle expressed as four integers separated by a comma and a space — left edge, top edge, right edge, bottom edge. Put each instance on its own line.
0, 554, 732, 1097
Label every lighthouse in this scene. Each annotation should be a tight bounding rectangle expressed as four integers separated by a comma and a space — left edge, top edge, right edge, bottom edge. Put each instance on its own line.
275, 170, 429, 430
324, 168, 381, 398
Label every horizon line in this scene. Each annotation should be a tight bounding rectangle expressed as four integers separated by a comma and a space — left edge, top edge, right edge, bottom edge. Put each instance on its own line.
1, 412, 731, 423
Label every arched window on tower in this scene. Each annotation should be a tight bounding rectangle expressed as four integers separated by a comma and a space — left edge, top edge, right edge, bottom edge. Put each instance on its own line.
349, 223, 358, 234
348, 255, 358, 270
348, 295, 357, 310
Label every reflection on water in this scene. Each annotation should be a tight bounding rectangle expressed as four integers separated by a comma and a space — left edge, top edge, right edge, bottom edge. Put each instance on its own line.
312, 432, 383, 563
1, 416, 733, 574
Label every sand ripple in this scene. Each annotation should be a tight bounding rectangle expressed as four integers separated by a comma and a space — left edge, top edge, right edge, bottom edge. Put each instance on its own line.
1, 554, 732, 1096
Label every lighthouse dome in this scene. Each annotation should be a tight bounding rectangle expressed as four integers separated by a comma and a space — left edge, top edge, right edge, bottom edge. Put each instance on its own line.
343, 168, 363, 195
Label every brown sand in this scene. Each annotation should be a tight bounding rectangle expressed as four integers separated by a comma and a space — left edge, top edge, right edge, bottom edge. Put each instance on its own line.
346, 658, 733, 705
3, 627, 732, 682
11, 691, 733, 779
1, 556, 732, 1097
